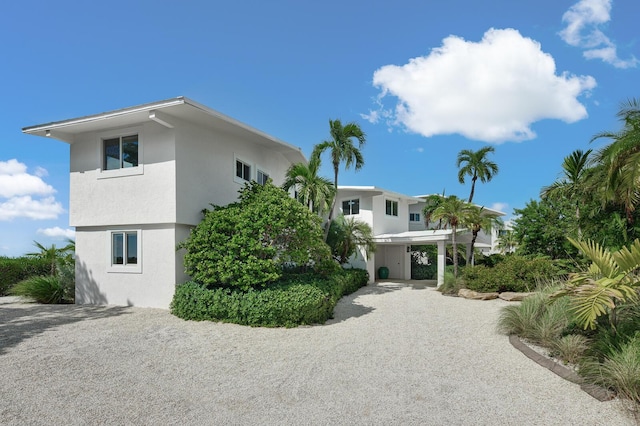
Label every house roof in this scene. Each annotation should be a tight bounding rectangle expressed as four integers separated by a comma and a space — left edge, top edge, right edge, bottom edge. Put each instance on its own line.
22, 96, 306, 164
338, 186, 424, 204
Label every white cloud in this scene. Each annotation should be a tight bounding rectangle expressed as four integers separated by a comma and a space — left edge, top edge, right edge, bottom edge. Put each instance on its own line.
37, 226, 75, 239
366, 28, 596, 143
490, 202, 509, 213
34, 166, 49, 178
0, 196, 64, 221
415, 147, 425, 153
0, 159, 55, 198
560, 0, 638, 68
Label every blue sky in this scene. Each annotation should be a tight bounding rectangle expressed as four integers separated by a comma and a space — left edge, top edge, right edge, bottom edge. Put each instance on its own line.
1, 0, 638, 257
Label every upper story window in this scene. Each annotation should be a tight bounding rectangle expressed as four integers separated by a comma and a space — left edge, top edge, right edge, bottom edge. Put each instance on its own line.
104, 134, 138, 170
236, 159, 251, 182
257, 169, 270, 185
409, 213, 420, 222
385, 199, 398, 216
342, 199, 360, 215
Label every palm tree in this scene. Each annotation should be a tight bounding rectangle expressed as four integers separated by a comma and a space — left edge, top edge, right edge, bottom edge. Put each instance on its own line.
541, 149, 593, 237
282, 152, 335, 216
431, 195, 472, 277
421, 192, 446, 229
465, 206, 503, 265
327, 215, 376, 264
591, 98, 640, 225
496, 230, 518, 255
457, 146, 499, 203
26, 240, 75, 276
314, 119, 366, 239
552, 237, 640, 331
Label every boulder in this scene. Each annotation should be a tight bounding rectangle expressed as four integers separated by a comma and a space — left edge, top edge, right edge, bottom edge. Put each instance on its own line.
458, 289, 499, 300
499, 292, 534, 302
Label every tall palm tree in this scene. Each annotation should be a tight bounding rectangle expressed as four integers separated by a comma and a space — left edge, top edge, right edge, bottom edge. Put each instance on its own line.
431, 195, 472, 277
541, 149, 593, 237
464, 205, 503, 265
591, 98, 640, 225
421, 191, 446, 229
457, 146, 499, 203
314, 119, 366, 239
282, 152, 335, 216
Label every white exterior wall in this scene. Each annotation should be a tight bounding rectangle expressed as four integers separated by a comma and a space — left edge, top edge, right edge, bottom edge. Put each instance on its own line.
408, 204, 425, 231
174, 118, 293, 226
69, 122, 177, 227
371, 194, 409, 235
75, 225, 179, 308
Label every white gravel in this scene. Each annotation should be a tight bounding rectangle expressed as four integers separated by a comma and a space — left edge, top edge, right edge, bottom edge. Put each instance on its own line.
0, 282, 634, 425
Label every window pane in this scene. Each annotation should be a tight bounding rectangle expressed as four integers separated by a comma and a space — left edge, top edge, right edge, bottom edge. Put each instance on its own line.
352, 199, 360, 215
236, 160, 243, 178
385, 200, 391, 215
243, 164, 251, 180
393, 202, 398, 216
121, 135, 138, 168
258, 170, 269, 185
104, 138, 120, 170
342, 200, 350, 214
112, 233, 124, 265
126, 232, 137, 264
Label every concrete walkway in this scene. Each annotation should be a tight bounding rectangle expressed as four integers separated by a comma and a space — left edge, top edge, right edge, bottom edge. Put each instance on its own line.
0, 282, 634, 425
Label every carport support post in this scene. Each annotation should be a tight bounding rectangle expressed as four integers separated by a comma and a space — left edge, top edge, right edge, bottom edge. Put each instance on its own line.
437, 241, 445, 287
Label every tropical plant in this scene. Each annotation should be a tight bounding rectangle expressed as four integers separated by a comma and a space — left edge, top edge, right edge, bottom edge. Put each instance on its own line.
26, 240, 75, 275
431, 195, 472, 277
496, 230, 518, 254
457, 146, 499, 203
282, 151, 335, 216
421, 192, 446, 229
551, 237, 640, 331
326, 215, 376, 264
590, 98, 640, 225
180, 181, 334, 290
313, 119, 366, 239
10, 274, 72, 304
541, 149, 593, 237
464, 205, 502, 265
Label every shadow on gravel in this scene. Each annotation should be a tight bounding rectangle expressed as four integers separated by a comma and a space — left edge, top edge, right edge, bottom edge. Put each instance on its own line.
0, 304, 132, 356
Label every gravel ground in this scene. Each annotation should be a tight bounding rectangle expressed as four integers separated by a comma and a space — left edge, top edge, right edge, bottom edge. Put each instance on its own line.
0, 282, 634, 425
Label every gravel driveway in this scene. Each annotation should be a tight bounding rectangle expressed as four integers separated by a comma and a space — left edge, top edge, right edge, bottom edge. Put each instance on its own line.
0, 282, 634, 425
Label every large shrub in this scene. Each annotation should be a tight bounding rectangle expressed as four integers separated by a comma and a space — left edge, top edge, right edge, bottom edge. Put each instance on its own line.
463, 255, 558, 293
170, 269, 369, 327
180, 182, 333, 290
0, 256, 50, 296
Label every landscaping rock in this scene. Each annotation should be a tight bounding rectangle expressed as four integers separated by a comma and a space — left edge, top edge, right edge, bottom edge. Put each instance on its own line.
458, 289, 499, 300
498, 292, 534, 302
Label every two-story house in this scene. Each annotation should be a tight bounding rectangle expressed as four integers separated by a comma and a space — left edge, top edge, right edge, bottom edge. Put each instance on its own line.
23, 97, 305, 309
334, 187, 505, 286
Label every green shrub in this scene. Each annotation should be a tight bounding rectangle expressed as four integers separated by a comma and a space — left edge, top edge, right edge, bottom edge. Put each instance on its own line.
436, 271, 463, 295
0, 257, 50, 296
553, 334, 589, 365
10, 275, 72, 304
475, 253, 505, 268
463, 255, 558, 293
170, 269, 368, 327
180, 182, 332, 291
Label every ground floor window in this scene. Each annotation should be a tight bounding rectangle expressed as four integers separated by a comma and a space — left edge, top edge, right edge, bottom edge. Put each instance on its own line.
108, 230, 141, 273
409, 213, 420, 222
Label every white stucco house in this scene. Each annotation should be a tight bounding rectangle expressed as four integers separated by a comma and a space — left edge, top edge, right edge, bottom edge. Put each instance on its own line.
23, 97, 306, 309
333, 187, 505, 286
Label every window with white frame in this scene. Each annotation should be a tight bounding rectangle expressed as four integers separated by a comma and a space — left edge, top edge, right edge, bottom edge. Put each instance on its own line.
385, 199, 398, 216
235, 159, 251, 182
342, 199, 360, 215
409, 213, 420, 222
257, 169, 270, 185
103, 134, 139, 170
108, 230, 141, 273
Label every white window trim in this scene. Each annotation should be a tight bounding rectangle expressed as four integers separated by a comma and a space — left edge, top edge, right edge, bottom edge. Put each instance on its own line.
409, 213, 421, 222
106, 229, 142, 274
256, 165, 271, 185
385, 199, 399, 217
234, 154, 253, 185
98, 127, 144, 179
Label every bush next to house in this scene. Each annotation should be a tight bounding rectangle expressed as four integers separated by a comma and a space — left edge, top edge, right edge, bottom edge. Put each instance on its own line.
179, 181, 335, 290
0, 256, 50, 296
170, 269, 369, 327
463, 255, 558, 293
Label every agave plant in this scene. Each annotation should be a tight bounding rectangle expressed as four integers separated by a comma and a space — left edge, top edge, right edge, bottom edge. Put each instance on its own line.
552, 237, 640, 331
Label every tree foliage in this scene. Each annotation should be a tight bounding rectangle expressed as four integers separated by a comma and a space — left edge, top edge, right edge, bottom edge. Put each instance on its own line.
282, 151, 335, 216
180, 182, 334, 290
456, 146, 498, 203
327, 215, 376, 264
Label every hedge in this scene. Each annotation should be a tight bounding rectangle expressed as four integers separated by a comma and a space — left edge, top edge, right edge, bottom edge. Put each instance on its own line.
0, 257, 50, 296
462, 256, 558, 293
170, 269, 369, 327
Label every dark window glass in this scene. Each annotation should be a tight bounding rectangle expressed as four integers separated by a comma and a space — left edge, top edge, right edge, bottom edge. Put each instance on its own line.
121, 135, 138, 168
126, 232, 137, 264
104, 138, 121, 170
104, 135, 138, 170
343, 199, 360, 215
112, 233, 124, 265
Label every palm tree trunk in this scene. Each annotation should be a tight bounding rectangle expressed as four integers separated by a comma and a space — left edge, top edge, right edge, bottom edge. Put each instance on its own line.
470, 231, 478, 266
323, 166, 339, 241
452, 226, 458, 278
468, 176, 477, 203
